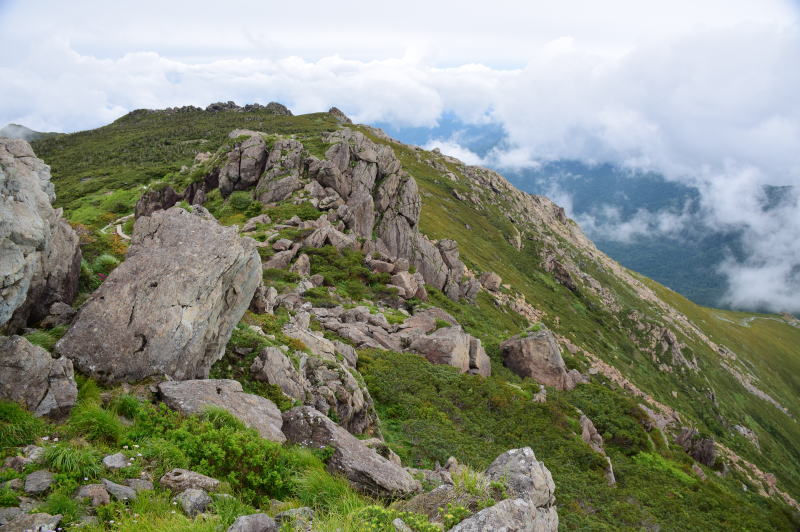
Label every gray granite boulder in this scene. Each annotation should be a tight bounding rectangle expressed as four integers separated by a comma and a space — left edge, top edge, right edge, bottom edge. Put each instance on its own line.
0, 336, 77, 419
56, 207, 261, 384
157, 379, 285, 442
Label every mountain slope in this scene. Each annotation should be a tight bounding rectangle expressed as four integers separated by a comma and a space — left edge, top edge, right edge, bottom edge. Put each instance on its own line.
16, 105, 800, 530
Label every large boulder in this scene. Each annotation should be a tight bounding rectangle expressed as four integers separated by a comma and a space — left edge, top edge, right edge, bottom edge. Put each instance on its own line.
0, 138, 81, 330
281, 407, 419, 497
500, 330, 582, 391
0, 336, 77, 419
157, 379, 285, 442
409, 326, 491, 376
449, 498, 558, 532
484, 447, 556, 508
55, 207, 261, 384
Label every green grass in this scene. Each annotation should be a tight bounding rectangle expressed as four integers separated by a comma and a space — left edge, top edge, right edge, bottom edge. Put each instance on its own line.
0, 401, 47, 448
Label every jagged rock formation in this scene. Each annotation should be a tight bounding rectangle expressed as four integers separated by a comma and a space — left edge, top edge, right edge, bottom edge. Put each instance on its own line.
281, 406, 420, 498
500, 329, 585, 390
676, 428, 717, 467
56, 207, 261, 384
0, 138, 81, 331
157, 379, 285, 442
0, 336, 77, 419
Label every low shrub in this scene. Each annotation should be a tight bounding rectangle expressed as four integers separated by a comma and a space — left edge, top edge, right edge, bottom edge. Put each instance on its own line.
43, 443, 102, 479
0, 401, 47, 448
68, 403, 125, 445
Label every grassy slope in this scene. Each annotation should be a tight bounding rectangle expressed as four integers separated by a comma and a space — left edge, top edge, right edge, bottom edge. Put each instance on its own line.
24, 110, 800, 530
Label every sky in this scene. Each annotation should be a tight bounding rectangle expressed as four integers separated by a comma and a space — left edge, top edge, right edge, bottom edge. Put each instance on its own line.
1, 0, 799, 312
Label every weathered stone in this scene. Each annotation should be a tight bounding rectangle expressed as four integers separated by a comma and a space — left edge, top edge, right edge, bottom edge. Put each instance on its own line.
56, 207, 261, 384
0, 512, 62, 532
102, 478, 137, 501
158, 379, 285, 442
409, 327, 471, 373
24, 470, 53, 494
468, 337, 491, 377
390, 271, 418, 299
219, 131, 267, 196
580, 414, 605, 455
281, 407, 419, 497
500, 330, 580, 391
448, 498, 558, 532
264, 248, 298, 270
38, 301, 77, 329
75, 484, 110, 507
0, 336, 77, 419
241, 213, 272, 233
484, 447, 555, 507
272, 238, 293, 251
479, 272, 502, 292
328, 107, 352, 124
251, 346, 379, 436
257, 175, 304, 205
135, 185, 181, 218
1, 138, 81, 331
0, 507, 22, 526
676, 428, 716, 467
125, 478, 154, 493
250, 285, 278, 314
103, 453, 128, 470
160, 469, 219, 493
290, 254, 311, 277
174, 488, 211, 517
227, 513, 279, 532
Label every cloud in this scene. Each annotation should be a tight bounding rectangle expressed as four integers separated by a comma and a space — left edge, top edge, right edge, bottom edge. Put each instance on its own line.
423, 139, 485, 166
1, 0, 799, 310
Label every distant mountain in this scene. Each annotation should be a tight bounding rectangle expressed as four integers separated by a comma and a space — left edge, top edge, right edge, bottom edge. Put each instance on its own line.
0, 123, 61, 141
372, 117, 743, 309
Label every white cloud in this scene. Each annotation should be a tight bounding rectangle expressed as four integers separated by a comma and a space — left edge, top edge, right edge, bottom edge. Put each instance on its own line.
423, 140, 485, 166
1, 0, 799, 310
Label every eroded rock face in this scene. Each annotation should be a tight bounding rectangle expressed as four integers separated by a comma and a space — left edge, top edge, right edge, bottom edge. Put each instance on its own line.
56, 207, 261, 384
500, 330, 583, 391
219, 130, 268, 196
250, 345, 380, 436
485, 447, 556, 508
158, 379, 285, 442
676, 428, 716, 467
0, 336, 77, 419
0, 138, 81, 330
281, 407, 419, 498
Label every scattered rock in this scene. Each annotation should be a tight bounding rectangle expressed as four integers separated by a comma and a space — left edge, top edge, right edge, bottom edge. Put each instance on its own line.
102, 478, 137, 501
75, 484, 110, 507
24, 470, 53, 495
219, 132, 267, 196
158, 379, 285, 442
160, 469, 220, 493
281, 407, 419, 497
500, 330, 583, 391
676, 428, 716, 467
250, 285, 278, 314
241, 213, 272, 233
0, 512, 62, 532
692, 463, 707, 480
102, 453, 128, 470
580, 414, 605, 455
290, 254, 311, 276
0, 507, 22, 527
409, 326, 490, 376
0, 336, 77, 419
479, 272, 502, 292
125, 478, 154, 493
38, 301, 77, 329
272, 238, 293, 251
174, 488, 212, 517
392, 517, 413, 532
227, 513, 279, 532
56, 207, 261, 384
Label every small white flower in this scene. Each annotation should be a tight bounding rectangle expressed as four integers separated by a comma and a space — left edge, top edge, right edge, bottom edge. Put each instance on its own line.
84, 477, 88, 481
42, 436, 50, 441
123, 445, 129, 449
109, 520, 115, 524
136, 453, 142, 457
171, 510, 176, 514
133, 444, 140, 448
53, 437, 59, 442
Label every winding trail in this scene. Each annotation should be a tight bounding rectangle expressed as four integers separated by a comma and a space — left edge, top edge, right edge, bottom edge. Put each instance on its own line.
100, 213, 134, 240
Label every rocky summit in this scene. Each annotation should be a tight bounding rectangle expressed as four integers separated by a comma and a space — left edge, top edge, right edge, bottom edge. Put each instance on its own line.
0, 104, 798, 531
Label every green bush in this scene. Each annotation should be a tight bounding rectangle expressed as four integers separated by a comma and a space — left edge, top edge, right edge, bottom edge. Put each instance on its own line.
22, 326, 67, 352
76, 375, 102, 404
39, 490, 85, 525
108, 394, 142, 419
0, 401, 47, 448
79, 258, 102, 292
91, 253, 121, 275
43, 443, 102, 479
0, 486, 19, 506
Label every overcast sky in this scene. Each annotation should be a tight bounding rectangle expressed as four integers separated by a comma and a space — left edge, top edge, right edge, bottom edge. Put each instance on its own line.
1, 0, 799, 311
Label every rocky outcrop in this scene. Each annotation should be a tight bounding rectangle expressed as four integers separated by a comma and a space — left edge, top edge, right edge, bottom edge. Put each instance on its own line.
479, 272, 502, 292
219, 130, 268, 196
0, 138, 81, 331
676, 428, 716, 467
56, 207, 261, 384
0, 336, 77, 419
227, 513, 279, 532
409, 326, 491, 377
157, 379, 285, 442
449, 498, 558, 532
135, 184, 181, 218
281, 407, 419, 498
251, 344, 380, 436
500, 330, 584, 391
